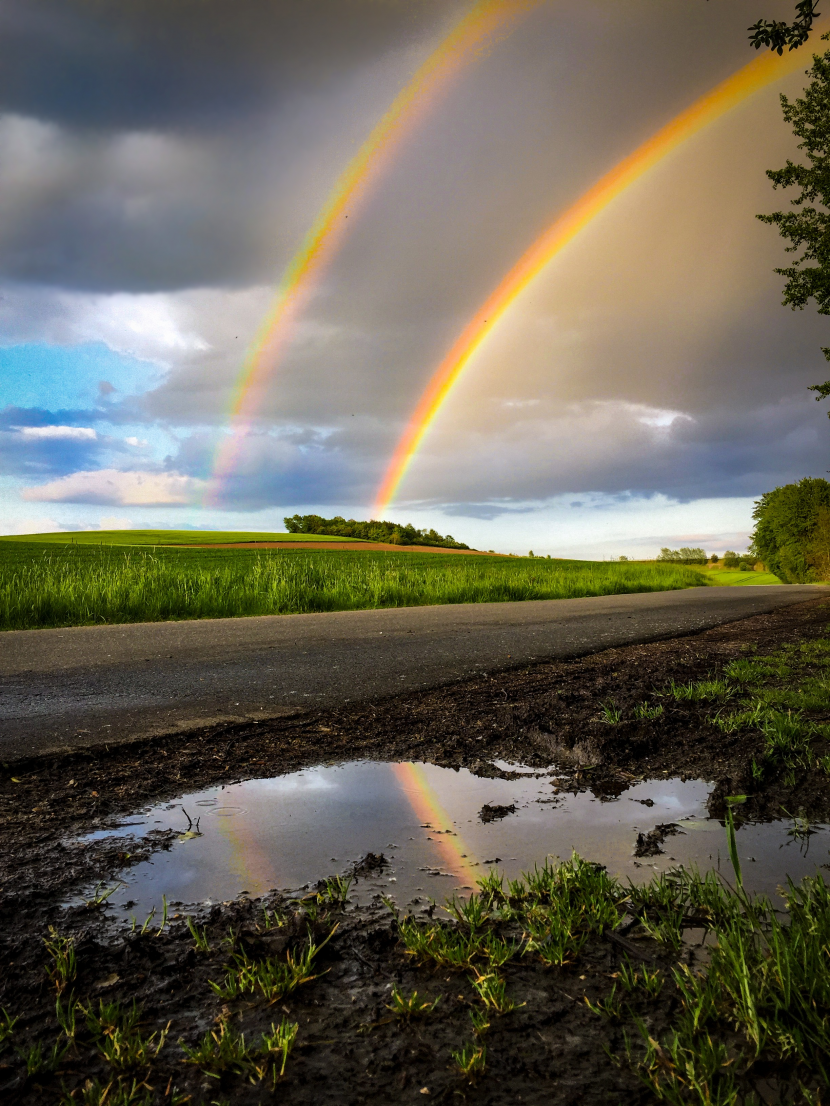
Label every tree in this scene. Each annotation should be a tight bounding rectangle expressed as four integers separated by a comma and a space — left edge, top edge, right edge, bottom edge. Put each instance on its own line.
748, 0, 821, 53
282, 513, 470, 549
758, 49, 830, 409
750, 476, 830, 580
656, 547, 707, 563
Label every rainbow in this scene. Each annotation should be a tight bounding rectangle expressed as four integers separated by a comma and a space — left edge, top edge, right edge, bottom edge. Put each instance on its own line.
204, 0, 538, 506
204, 764, 481, 902
373, 37, 825, 514
392, 761, 481, 884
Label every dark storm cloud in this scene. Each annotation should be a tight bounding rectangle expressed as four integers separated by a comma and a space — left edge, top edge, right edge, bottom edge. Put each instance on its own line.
398, 392, 830, 512
0, 0, 460, 130
0, 0, 797, 293
4, 0, 823, 523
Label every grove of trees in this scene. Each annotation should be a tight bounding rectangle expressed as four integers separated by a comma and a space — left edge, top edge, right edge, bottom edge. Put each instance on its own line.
656, 547, 708, 564
283, 514, 470, 549
750, 477, 830, 580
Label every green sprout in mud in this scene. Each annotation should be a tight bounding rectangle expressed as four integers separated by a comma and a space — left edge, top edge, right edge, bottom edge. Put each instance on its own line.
628, 1021, 738, 1106
210, 926, 336, 1003
445, 893, 490, 930
0, 1007, 18, 1051
622, 866, 830, 1101
261, 906, 289, 930
386, 987, 441, 1019
56, 993, 80, 1040
638, 910, 684, 952
318, 875, 352, 907
260, 1017, 299, 1081
397, 917, 490, 970
44, 927, 76, 994
62, 1077, 154, 1106
186, 915, 211, 953
633, 701, 664, 721
468, 1007, 490, 1037
584, 983, 623, 1021
469, 971, 522, 1015
181, 1012, 299, 1085
681, 635, 830, 777
17, 1036, 69, 1076
84, 881, 121, 909
180, 1015, 256, 1081
616, 960, 664, 999
599, 700, 623, 724
399, 855, 625, 972
84, 1000, 169, 1070
665, 678, 732, 702
451, 1039, 487, 1082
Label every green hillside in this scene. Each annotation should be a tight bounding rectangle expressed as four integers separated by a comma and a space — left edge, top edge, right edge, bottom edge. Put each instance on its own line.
0, 529, 362, 546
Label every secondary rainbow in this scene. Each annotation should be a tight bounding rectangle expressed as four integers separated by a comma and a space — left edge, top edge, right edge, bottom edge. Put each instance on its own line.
373, 37, 826, 514
204, 0, 538, 507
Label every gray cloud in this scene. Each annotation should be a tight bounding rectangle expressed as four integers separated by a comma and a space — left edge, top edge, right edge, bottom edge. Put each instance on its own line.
1, 0, 824, 524
0, 0, 464, 130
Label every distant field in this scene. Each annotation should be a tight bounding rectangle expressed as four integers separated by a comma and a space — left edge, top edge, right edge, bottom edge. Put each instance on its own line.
687, 565, 782, 587
0, 543, 708, 631
0, 529, 360, 546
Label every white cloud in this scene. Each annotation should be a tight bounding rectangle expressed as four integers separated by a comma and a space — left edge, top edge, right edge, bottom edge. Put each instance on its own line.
124, 437, 148, 447
99, 516, 133, 530
8, 516, 64, 535
22, 469, 204, 506
17, 425, 97, 440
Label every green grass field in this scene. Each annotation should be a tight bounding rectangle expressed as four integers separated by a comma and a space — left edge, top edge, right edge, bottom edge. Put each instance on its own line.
0, 529, 361, 546
687, 565, 783, 586
0, 541, 710, 631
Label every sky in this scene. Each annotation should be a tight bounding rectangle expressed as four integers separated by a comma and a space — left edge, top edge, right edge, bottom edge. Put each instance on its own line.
1, 0, 828, 557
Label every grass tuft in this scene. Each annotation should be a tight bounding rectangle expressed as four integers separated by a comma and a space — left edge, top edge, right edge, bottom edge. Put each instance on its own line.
451, 1040, 487, 1082
386, 987, 441, 1019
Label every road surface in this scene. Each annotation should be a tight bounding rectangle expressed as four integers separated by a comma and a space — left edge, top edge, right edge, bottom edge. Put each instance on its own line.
0, 585, 823, 760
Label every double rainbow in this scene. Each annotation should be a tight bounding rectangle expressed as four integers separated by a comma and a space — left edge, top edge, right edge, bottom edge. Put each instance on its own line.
373, 37, 824, 514
205, 0, 538, 506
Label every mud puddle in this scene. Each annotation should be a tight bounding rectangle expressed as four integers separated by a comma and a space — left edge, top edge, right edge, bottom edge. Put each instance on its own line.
77, 760, 830, 920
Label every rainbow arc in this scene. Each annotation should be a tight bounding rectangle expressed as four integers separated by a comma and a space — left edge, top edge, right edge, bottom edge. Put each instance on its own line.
205, 0, 539, 506
373, 35, 827, 514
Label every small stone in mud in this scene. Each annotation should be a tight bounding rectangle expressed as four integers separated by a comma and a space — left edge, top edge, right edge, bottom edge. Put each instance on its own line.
479, 803, 516, 823
634, 823, 683, 857
633, 798, 655, 807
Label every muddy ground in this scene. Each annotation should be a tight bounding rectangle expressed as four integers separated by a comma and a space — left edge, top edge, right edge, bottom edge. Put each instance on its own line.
2, 597, 830, 1104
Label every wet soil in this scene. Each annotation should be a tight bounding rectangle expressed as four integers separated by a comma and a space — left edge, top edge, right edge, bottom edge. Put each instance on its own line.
2, 597, 830, 1104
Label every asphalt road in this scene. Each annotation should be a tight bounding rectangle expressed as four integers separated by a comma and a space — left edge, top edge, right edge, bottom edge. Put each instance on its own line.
0, 585, 823, 760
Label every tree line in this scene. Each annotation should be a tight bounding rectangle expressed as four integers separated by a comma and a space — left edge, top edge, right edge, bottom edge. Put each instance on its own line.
283, 514, 470, 549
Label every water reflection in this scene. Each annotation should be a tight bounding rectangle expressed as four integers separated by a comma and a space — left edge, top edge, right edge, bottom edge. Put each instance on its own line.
77, 761, 830, 919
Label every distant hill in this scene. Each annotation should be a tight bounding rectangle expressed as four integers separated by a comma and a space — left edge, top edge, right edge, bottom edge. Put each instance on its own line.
284, 514, 470, 549
0, 529, 356, 546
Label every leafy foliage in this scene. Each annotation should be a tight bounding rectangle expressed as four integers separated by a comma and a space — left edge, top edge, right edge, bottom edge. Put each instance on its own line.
656, 547, 707, 564
759, 49, 830, 400
749, 0, 821, 54
750, 477, 830, 581
284, 513, 469, 548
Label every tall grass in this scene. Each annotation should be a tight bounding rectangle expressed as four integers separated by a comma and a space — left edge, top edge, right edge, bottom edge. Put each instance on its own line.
0, 545, 707, 631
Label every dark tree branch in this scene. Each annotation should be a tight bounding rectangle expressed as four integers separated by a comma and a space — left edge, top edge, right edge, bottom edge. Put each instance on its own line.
748, 0, 820, 54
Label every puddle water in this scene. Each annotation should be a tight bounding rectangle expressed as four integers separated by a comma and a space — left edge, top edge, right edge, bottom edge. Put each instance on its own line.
81, 761, 830, 920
